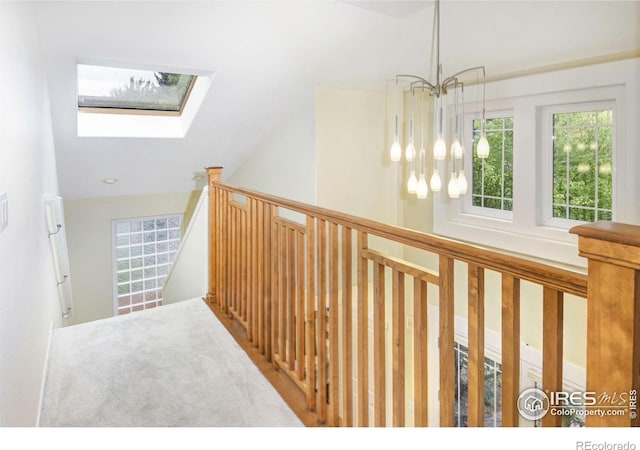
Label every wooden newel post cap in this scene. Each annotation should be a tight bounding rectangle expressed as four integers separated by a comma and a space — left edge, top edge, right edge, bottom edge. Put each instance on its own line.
206, 166, 223, 182
570, 221, 640, 269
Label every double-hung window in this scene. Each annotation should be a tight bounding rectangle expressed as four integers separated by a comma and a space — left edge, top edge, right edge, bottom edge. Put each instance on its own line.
470, 114, 514, 217
545, 105, 614, 226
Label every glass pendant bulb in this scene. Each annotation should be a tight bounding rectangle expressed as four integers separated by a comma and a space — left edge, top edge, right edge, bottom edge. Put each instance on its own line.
457, 170, 468, 194
407, 170, 418, 194
416, 173, 428, 199
405, 141, 416, 162
433, 136, 446, 160
477, 133, 490, 159
430, 169, 442, 192
448, 172, 460, 198
451, 138, 463, 159
390, 139, 402, 162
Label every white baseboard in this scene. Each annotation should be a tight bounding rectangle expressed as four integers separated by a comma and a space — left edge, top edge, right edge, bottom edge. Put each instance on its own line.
36, 320, 54, 427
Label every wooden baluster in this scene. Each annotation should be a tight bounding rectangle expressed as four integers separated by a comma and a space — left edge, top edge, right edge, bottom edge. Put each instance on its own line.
328, 222, 340, 426
221, 190, 229, 313
246, 200, 253, 341
239, 209, 244, 319
542, 287, 563, 427
220, 189, 225, 311
288, 227, 296, 371
306, 216, 317, 411
253, 200, 259, 345
392, 269, 405, 427
257, 201, 265, 353
501, 274, 521, 427
439, 255, 455, 427
317, 219, 328, 423
296, 230, 305, 381
219, 188, 224, 310
217, 190, 222, 310
467, 264, 485, 427
264, 204, 273, 362
341, 226, 353, 426
279, 223, 287, 365
413, 278, 428, 427
227, 205, 235, 316
271, 218, 279, 367
237, 206, 242, 315
357, 231, 369, 427
231, 207, 240, 314
242, 209, 247, 323
235, 207, 240, 315
373, 262, 386, 427
214, 187, 220, 307
205, 167, 223, 307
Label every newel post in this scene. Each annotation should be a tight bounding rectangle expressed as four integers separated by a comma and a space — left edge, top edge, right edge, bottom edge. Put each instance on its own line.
570, 222, 640, 427
206, 167, 223, 308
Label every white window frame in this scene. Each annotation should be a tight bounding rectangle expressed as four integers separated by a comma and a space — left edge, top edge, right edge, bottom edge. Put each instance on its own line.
464, 109, 515, 221
433, 58, 638, 268
540, 100, 617, 229
77, 59, 215, 138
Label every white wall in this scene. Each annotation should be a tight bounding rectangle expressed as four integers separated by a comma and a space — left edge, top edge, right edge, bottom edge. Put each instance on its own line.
227, 94, 316, 205
316, 86, 401, 256
0, 3, 62, 426
229, 86, 399, 232
64, 192, 191, 325
163, 188, 208, 304
316, 87, 399, 223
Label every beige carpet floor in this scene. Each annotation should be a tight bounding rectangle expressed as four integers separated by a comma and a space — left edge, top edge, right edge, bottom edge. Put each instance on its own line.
39, 298, 302, 427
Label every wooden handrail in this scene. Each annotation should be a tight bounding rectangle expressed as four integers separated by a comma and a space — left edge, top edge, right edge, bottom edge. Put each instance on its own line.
206, 168, 639, 428
212, 180, 587, 298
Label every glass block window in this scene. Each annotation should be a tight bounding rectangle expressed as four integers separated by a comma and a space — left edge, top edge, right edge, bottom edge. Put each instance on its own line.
552, 108, 613, 222
472, 116, 514, 211
454, 342, 502, 427
78, 64, 196, 114
113, 215, 182, 315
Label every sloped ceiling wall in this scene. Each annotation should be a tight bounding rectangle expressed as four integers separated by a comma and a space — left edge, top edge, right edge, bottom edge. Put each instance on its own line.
35, 1, 639, 199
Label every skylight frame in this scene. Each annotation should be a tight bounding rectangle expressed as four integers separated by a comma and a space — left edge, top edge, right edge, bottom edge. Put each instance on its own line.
77, 64, 198, 117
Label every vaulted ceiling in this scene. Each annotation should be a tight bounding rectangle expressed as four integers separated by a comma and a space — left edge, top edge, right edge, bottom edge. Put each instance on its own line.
35, 1, 639, 199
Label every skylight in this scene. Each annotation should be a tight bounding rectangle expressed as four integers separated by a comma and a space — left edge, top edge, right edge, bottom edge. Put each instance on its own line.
77, 64, 196, 115
76, 63, 214, 138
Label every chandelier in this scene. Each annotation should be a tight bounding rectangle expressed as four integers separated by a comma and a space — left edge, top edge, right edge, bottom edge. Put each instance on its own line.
389, 0, 489, 199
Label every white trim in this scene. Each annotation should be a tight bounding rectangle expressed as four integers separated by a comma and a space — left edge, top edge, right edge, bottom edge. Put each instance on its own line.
76, 59, 215, 138
433, 58, 639, 268
540, 99, 617, 227
36, 321, 55, 427
462, 110, 515, 221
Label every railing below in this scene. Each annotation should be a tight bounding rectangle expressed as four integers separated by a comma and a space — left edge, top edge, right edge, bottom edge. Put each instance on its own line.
206, 166, 639, 427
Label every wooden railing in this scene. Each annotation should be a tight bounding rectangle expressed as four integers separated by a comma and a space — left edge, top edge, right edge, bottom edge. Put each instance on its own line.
205, 166, 640, 427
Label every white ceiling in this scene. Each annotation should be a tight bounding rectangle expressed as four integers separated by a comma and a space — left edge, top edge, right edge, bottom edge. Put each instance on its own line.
35, 1, 639, 199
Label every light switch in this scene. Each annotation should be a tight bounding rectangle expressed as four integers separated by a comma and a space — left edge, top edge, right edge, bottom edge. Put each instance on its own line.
0, 192, 7, 233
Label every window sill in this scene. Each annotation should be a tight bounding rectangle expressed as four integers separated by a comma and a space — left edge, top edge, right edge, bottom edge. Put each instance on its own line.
433, 212, 588, 269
